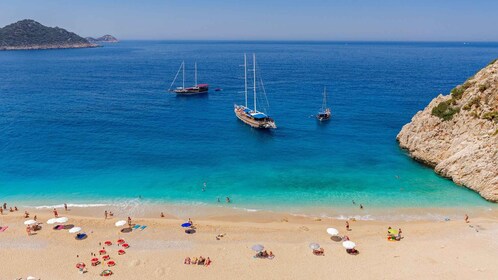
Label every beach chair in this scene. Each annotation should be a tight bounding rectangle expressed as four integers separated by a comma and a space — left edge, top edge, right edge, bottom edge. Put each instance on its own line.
139, 225, 147, 231
132, 224, 141, 230
75, 233, 87, 240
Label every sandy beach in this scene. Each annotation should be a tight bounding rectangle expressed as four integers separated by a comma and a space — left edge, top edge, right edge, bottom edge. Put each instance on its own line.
1, 205, 497, 280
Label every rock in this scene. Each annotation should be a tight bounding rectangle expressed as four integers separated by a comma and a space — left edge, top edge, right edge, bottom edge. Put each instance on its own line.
86, 35, 119, 43
397, 59, 498, 202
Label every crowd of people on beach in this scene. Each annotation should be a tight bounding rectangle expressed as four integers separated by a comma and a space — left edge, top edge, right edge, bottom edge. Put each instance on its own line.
184, 256, 212, 266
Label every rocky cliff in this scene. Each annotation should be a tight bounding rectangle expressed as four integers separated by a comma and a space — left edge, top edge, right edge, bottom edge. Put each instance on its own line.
397, 59, 498, 202
0, 19, 96, 50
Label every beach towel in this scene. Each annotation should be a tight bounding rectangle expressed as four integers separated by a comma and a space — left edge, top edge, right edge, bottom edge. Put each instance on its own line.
132, 224, 141, 230
139, 225, 147, 231
0, 226, 8, 232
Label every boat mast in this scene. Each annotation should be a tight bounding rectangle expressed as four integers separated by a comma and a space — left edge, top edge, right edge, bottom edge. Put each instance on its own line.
182, 61, 185, 89
244, 54, 248, 107
194, 62, 197, 86
323, 86, 327, 111
253, 53, 257, 112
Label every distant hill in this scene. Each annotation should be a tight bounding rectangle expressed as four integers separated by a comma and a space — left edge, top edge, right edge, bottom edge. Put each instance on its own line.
0, 19, 97, 50
86, 35, 118, 43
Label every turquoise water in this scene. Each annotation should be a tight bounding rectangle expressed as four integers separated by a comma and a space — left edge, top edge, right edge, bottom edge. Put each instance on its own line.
0, 41, 497, 211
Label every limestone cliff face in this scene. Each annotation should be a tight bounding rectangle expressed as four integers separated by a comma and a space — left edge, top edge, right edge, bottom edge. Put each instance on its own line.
397, 59, 498, 202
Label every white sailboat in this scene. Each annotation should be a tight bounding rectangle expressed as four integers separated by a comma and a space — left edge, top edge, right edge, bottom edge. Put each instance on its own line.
234, 53, 276, 129
316, 86, 331, 121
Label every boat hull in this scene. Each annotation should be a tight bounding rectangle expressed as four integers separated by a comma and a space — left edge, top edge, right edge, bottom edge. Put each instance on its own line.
234, 106, 276, 129
173, 85, 209, 95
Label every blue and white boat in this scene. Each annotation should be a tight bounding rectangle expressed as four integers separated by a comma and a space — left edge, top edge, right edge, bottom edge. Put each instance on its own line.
234, 54, 276, 129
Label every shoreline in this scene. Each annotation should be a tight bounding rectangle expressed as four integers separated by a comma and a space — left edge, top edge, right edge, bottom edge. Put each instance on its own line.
11, 199, 498, 222
0, 43, 99, 51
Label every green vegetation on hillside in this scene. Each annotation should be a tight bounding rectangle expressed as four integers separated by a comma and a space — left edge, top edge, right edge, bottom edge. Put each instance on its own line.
0, 19, 91, 49
431, 100, 460, 121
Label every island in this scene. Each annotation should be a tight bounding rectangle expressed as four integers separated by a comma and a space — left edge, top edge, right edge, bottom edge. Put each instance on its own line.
397, 59, 498, 202
86, 35, 119, 43
0, 19, 97, 50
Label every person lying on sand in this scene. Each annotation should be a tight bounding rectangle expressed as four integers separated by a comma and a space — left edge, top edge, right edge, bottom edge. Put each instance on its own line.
205, 257, 211, 266
24, 211, 29, 218
184, 257, 191, 264
198, 256, 205, 265
313, 248, 325, 256
9, 207, 14, 212
216, 233, 226, 240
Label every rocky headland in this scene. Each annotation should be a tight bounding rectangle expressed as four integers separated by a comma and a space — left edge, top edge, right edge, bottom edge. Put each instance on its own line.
0, 19, 97, 50
397, 59, 498, 202
86, 34, 118, 43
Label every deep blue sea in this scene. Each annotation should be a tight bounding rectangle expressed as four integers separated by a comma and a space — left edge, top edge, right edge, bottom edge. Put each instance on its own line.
1, 41, 497, 213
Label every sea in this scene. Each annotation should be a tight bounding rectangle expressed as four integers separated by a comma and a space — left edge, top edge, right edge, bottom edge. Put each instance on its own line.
1, 41, 497, 218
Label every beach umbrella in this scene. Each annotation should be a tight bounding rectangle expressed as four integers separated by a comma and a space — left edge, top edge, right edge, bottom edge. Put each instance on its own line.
342, 241, 356, 249
24, 220, 37, 226
69, 227, 82, 234
326, 228, 339, 236
27, 277, 38, 280
115, 220, 127, 227
181, 222, 192, 227
56, 217, 68, 224
309, 243, 320, 250
388, 229, 399, 235
47, 218, 58, 225
251, 244, 264, 252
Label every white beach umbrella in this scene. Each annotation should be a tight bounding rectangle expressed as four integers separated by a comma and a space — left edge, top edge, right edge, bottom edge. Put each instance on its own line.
309, 243, 320, 250
69, 227, 82, 234
326, 228, 339, 236
342, 241, 356, 249
115, 220, 127, 227
24, 220, 37, 226
251, 244, 264, 252
47, 218, 58, 225
27, 277, 38, 280
56, 217, 69, 224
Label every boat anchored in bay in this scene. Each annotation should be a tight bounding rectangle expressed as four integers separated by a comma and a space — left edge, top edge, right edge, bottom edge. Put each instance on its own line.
316, 86, 331, 121
234, 53, 276, 129
168, 61, 209, 95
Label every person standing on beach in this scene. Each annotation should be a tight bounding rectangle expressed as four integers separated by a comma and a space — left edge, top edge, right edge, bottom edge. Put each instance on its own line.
64, 203, 68, 211
104, 210, 108, 220
127, 216, 132, 227
53, 208, 58, 218
346, 221, 350, 231
465, 214, 469, 223
26, 226, 31, 236
360, 204, 364, 209
3, 203, 6, 210
0, 208, 2, 215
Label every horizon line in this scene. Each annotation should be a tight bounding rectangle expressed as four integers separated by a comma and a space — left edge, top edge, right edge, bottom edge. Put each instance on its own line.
113, 39, 498, 43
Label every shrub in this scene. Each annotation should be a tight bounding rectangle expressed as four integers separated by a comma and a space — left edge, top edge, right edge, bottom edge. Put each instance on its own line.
463, 96, 480, 111
482, 111, 498, 123
450, 82, 470, 100
478, 83, 489, 92
432, 100, 460, 121
488, 58, 498, 66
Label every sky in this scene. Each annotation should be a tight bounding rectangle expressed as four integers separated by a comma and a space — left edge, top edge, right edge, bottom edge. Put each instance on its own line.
1, 0, 498, 41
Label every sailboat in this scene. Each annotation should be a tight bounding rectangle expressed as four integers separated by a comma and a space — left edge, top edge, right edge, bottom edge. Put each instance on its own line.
316, 86, 331, 121
168, 61, 209, 95
234, 54, 276, 129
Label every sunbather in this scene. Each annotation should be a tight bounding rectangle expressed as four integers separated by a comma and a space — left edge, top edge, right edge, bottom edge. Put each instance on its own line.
184, 257, 191, 264
205, 257, 211, 266
268, 251, 275, 259
313, 248, 325, 256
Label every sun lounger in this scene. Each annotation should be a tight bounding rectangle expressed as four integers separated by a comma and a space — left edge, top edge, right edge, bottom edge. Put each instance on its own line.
132, 224, 141, 230
139, 225, 147, 231
0, 226, 8, 232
